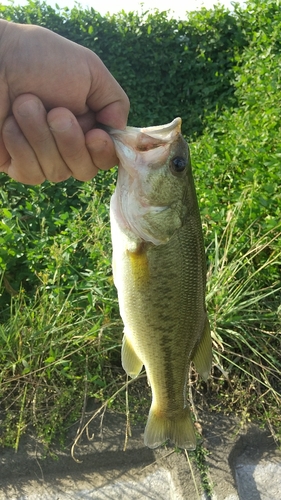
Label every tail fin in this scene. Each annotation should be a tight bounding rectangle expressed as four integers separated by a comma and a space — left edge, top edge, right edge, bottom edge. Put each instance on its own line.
144, 406, 196, 450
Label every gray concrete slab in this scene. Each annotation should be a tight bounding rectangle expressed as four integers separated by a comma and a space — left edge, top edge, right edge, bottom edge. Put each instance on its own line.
236, 462, 281, 500
0, 468, 177, 499
0, 410, 280, 499
203, 413, 281, 500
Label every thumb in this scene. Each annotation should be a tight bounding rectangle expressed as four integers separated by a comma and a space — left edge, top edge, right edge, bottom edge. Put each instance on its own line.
85, 52, 130, 130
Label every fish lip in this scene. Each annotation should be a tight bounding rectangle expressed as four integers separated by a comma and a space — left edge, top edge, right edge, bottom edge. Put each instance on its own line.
139, 117, 182, 138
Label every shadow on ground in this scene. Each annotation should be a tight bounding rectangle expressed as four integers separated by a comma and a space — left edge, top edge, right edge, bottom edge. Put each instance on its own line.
0, 408, 280, 500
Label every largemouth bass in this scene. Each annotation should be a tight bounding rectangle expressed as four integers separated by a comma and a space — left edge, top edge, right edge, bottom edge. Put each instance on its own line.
109, 117, 212, 449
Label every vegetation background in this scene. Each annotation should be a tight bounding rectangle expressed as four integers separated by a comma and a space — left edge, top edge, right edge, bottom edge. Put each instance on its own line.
0, 0, 280, 451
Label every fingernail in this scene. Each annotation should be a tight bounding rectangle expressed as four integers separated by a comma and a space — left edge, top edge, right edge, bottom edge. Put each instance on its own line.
48, 115, 73, 132
17, 99, 41, 117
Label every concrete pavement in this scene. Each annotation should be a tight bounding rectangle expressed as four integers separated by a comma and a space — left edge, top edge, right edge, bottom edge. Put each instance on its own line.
0, 410, 280, 499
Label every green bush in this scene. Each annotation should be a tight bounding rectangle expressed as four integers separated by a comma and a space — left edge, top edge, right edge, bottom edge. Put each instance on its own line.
0, 0, 247, 137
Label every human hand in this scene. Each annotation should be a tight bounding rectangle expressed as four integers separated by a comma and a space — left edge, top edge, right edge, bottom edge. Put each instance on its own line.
0, 20, 130, 184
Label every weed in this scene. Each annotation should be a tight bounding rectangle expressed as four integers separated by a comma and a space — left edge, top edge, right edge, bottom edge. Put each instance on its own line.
205, 197, 281, 439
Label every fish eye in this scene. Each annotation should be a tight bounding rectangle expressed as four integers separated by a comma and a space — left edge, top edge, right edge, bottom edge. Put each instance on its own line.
170, 156, 187, 174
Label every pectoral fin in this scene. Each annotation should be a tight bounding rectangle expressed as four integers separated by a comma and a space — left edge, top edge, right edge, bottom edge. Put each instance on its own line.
121, 333, 143, 378
192, 317, 212, 381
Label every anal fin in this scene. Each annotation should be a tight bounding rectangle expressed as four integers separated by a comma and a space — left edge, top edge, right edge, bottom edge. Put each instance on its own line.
121, 332, 143, 378
192, 317, 212, 381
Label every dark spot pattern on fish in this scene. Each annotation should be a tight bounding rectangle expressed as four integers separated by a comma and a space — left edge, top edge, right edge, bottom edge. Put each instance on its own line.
160, 333, 178, 407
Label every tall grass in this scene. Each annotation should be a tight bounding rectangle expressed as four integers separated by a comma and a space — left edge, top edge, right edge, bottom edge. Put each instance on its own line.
204, 198, 281, 439
0, 282, 123, 449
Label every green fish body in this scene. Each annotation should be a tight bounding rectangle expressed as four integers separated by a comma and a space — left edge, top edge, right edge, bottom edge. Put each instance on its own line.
109, 118, 212, 449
